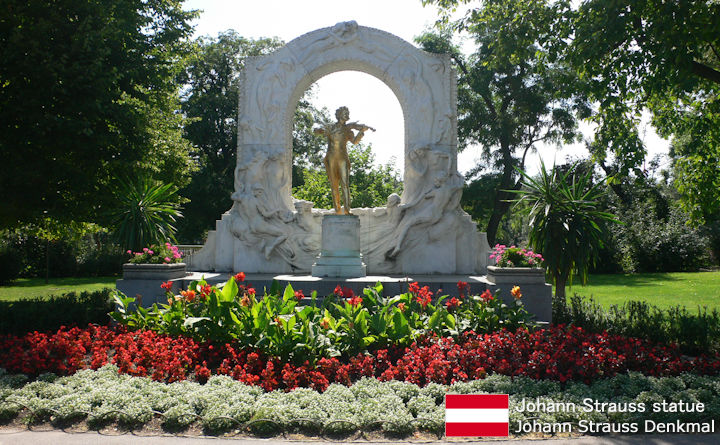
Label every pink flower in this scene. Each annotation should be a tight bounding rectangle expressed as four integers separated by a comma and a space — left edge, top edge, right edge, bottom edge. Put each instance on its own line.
126, 250, 132, 254
164, 257, 171, 262
148, 250, 154, 255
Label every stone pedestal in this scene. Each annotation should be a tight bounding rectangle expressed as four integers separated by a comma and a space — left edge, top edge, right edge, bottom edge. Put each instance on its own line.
486, 265, 552, 323
116, 263, 188, 307
311, 215, 366, 278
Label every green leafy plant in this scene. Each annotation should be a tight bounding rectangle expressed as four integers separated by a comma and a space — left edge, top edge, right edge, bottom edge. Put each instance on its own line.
111, 276, 535, 365
510, 161, 619, 298
108, 177, 183, 251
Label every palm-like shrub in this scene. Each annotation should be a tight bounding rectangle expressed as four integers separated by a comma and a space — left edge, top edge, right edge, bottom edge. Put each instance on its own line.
511, 161, 618, 299
108, 177, 182, 251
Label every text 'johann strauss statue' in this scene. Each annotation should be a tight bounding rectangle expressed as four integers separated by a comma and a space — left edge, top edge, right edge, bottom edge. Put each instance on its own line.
314, 106, 375, 215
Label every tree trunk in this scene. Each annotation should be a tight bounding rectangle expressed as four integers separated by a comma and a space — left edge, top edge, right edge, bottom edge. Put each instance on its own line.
45, 238, 50, 285
554, 273, 567, 299
485, 140, 517, 246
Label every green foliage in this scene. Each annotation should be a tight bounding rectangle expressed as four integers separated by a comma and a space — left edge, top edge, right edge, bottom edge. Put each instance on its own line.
0, 289, 114, 335
0, 0, 197, 228
668, 122, 720, 225
112, 278, 533, 365
555, 294, 720, 356
176, 32, 284, 243
610, 204, 712, 273
589, 176, 714, 273
570, 0, 720, 219
512, 161, 618, 298
292, 144, 403, 209
419, 0, 590, 245
107, 178, 182, 251
0, 225, 124, 280
0, 240, 23, 285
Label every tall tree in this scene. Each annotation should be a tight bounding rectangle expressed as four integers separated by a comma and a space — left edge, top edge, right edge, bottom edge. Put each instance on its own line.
570, 0, 720, 221
419, 0, 590, 246
176, 32, 328, 243
176, 32, 282, 242
0, 0, 197, 228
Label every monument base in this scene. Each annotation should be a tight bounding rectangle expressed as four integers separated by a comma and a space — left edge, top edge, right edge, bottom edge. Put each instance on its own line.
311, 214, 366, 278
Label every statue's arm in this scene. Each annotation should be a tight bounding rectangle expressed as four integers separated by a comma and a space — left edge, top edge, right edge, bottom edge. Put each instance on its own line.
256, 202, 278, 219
349, 127, 365, 145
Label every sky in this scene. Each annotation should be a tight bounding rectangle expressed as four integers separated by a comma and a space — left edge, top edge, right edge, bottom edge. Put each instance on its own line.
184, 0, 670, 176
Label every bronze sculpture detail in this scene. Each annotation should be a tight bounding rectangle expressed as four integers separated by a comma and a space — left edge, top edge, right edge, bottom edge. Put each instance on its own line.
314, 106, 375, 215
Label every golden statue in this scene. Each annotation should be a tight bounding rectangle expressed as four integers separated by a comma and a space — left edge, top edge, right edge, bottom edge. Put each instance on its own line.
314, 106, 375, 214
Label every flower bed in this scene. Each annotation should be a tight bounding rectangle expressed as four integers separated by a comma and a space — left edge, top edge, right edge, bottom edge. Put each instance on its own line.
1, 325, 718, 391
112, 276, 533, 364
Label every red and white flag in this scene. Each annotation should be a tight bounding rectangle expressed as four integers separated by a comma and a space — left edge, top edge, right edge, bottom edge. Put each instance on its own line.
445, 394, 509, 437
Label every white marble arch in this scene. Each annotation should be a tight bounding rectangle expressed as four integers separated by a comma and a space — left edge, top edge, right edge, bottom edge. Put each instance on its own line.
189, 21, 490, 275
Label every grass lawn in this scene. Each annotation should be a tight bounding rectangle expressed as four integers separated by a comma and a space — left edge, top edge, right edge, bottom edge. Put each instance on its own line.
0, 276, 117, 301
564, 271, 720, 311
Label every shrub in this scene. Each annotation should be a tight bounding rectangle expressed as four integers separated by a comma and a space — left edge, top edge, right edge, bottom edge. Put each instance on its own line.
554, 294, 720, 355
0, 241, 22, 284
0, 228, 123, 278
600, 200, 713, 273
0, 289, 115, 335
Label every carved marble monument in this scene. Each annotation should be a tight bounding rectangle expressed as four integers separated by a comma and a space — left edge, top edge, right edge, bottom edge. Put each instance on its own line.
189, 21, 491, 275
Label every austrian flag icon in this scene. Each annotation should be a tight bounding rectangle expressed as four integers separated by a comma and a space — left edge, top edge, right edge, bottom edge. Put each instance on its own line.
445, 394, 510, 437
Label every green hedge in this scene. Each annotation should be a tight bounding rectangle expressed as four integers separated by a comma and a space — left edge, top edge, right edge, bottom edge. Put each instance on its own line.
0, 289, 114, 335
554, 294, 720, 355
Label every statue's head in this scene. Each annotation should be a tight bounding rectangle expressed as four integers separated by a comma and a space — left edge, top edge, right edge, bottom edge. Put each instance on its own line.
335, 106, 349, 122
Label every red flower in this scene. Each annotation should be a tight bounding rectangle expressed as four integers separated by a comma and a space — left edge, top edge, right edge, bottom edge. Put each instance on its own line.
408, 281, 420, 294
180, 290, 196, 302
416, 286, 433, 308
160, 281, 173, 291
446, 297, 461, 309
343, 287, 354, 299
397, 302, 406, 312
334, 285, 343, 297
200, 284, 213, 298
457, 281, 469, 297
234, 272, 246, 282
480, 289, 493, 302
247, 287, 256, 296
294, 290, 305, 300
348, 295, 363, 307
